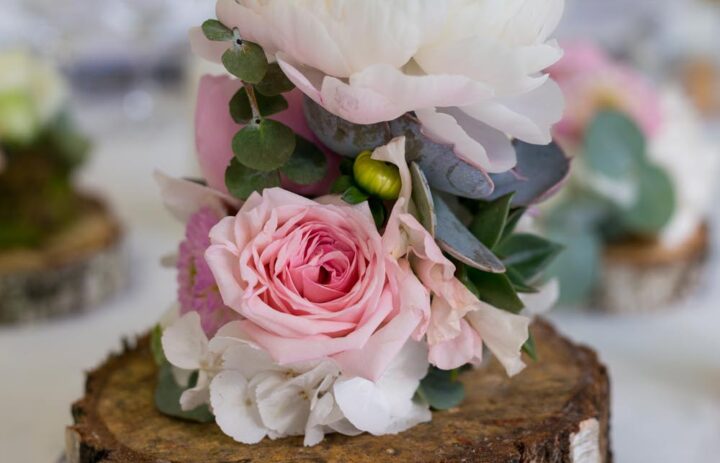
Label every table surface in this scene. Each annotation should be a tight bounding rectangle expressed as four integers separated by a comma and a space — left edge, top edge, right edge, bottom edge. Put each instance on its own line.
1, 88, 718, 463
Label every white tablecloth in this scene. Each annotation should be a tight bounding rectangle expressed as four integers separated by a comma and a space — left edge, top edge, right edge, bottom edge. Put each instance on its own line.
1, 89, 719, 463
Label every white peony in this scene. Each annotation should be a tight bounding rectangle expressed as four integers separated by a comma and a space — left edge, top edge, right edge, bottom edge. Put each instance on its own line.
0, 50, 67, 145
191, 0, 565, 174
649, 88, 720, 247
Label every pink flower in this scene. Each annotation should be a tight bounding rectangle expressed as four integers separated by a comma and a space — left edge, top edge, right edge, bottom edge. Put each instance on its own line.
549, 42, 662, 142
195, 75, 339, 197
178, 207, 239, 336
204, 187, 427, 381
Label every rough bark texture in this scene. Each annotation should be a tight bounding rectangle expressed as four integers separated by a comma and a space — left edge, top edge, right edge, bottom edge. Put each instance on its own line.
66, 320, 611, 463
595, 224, 709, 314
0, 196, 126, 324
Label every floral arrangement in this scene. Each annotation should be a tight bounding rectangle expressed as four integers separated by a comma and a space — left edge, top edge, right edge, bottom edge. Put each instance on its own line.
152, 0, 570, 446
0, 50, 90, 249
542, 42, 720, 303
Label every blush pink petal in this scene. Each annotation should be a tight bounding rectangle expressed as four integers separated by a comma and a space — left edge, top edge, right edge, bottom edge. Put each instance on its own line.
154, 171, 239, 223
428, 319, 483, 371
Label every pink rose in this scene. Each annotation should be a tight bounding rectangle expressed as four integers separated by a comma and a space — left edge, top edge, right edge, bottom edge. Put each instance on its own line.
194, 75, 340, 197
204, 187, 427, 381
549, 41, 662, 143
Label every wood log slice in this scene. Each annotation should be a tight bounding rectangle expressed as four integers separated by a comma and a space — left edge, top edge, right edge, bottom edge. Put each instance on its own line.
66, 319, 611, 463
0, 195, 127, 324
594, 223, 709, 314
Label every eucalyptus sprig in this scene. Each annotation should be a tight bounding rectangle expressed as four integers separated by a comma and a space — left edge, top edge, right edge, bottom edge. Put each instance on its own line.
201, 18, 328, 200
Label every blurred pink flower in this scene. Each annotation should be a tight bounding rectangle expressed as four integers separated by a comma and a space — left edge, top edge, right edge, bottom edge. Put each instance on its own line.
194, 75, 339, 197
178, 207, 238, 336
549, 42, 663, 142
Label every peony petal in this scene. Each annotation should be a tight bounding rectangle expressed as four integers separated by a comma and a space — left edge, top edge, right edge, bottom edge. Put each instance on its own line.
460, 78, 564, 145
466, 302, 530, 377
210, 371, 268, 444
162, 312, 208, 371
416, 107, 516, 174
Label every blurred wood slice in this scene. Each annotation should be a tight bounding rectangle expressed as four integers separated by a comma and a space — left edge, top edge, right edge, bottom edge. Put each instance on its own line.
66, 319, 611, 463
0, 195, 127, 324
594, 223, 709, 314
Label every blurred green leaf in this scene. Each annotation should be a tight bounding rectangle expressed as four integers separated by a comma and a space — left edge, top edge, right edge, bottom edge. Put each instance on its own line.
620, 164, 675, 234
155, 362, 214, 423
201, 19, 234, 42
232, 119, 295, 171
416, 367, 465, 410
496, 233, 563, 282
225, 158, 280, 200
584, 110, 645, 180
280, 137, 327, 185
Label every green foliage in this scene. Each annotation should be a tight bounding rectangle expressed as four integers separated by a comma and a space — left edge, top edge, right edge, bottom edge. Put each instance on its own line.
255, 63, 295, 96
232, 119, 296, 171
495, 233, 563, 283
369, 198, 387, 229
619, 164, 675, 234
522, 332, 538, 361
201, 19, 234, 42
229, 87, 289, 124
154, 362, 214, 423
585, 110, 646, 179
222, 41, 268, 84
416, 367, 465, 410
225, 158, 281, 200
466, 267, 525, 314
150, 325, 166, 367
341, 185, 369, 205
469, 193, 514, 249
280, 137, 327, 185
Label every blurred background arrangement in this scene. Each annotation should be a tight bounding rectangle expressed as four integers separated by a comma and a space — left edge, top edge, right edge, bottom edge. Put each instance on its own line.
0, 0, 719, 462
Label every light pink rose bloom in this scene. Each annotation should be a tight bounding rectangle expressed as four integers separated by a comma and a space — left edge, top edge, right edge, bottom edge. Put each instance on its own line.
195, 75, 339, 197
204, 186, 428, 381
191, 0, 565, 174
549, 41, 663, 142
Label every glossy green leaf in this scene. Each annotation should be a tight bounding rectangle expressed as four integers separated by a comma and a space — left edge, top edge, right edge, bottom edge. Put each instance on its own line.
280, 137, 327, 185
470, 193, 514, 249
584, 110, 646, 179
620, 164, 675, 234
331, 175, 354, 194
369, 198, 387, 229
522, 332, 538, 361
232, 119, 295, 171
201, 19, 234, 41
155, 363, 214, 423
506, 266, 539, 294
222, 41, 268, 84
467, 268, 525, 314
225, 158, 280, 200
500, 207, 527, 242
496, 233, 564, 282
229, 87, 288, 124
341, 186, 369, 205
255, 63, 295, 96
416, 367, 465, 410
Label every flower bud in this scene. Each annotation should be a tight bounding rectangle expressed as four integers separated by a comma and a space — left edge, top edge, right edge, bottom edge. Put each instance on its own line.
353, 150, 401, 201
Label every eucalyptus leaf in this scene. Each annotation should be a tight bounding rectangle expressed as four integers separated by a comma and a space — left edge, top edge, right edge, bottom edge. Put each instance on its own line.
155, 363, 214, 423
496, 233, 563, 282
255, 63, 295, 96
584, 110, 646, 179
620, 164, 675, 234
467, 268, 525, 314
225, 158, 280, 200
302, 97, 495, 199
150, 325, 165, 367
229, 88, 288, 124
201, 19, 233, 42
222, 41, 268, 84
232, 119, 295, 171
280, 137, 327, 185
410, 162, 436, 236
416, 367, 465, 410
433, 192, 505, 273
488, 141, 570, 207
469, 193, 514, 249
546, 229, 601, 305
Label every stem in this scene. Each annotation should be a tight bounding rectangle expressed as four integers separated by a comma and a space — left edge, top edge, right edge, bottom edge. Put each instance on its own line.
244, 83, 262, 125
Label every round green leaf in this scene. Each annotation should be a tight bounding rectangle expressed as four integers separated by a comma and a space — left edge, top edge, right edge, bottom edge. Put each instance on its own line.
155, 363, 214, 423
229, 88, 288, 124
225, 158, 281, 199
416, 367, 465, 410
621, 164, 675, 234
201, 19, 233, 42
232, 119, 296, 171
584, 110, 646, 179
222, 41, 268, 84
546, 230, 601, 305
280, 137, 327, 185
255, 63, 295, 96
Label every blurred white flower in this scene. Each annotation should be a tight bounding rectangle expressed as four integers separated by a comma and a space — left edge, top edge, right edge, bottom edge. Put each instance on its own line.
0, 50, 67, 145
192, 0, 565, 174
649, 88, 720, 247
